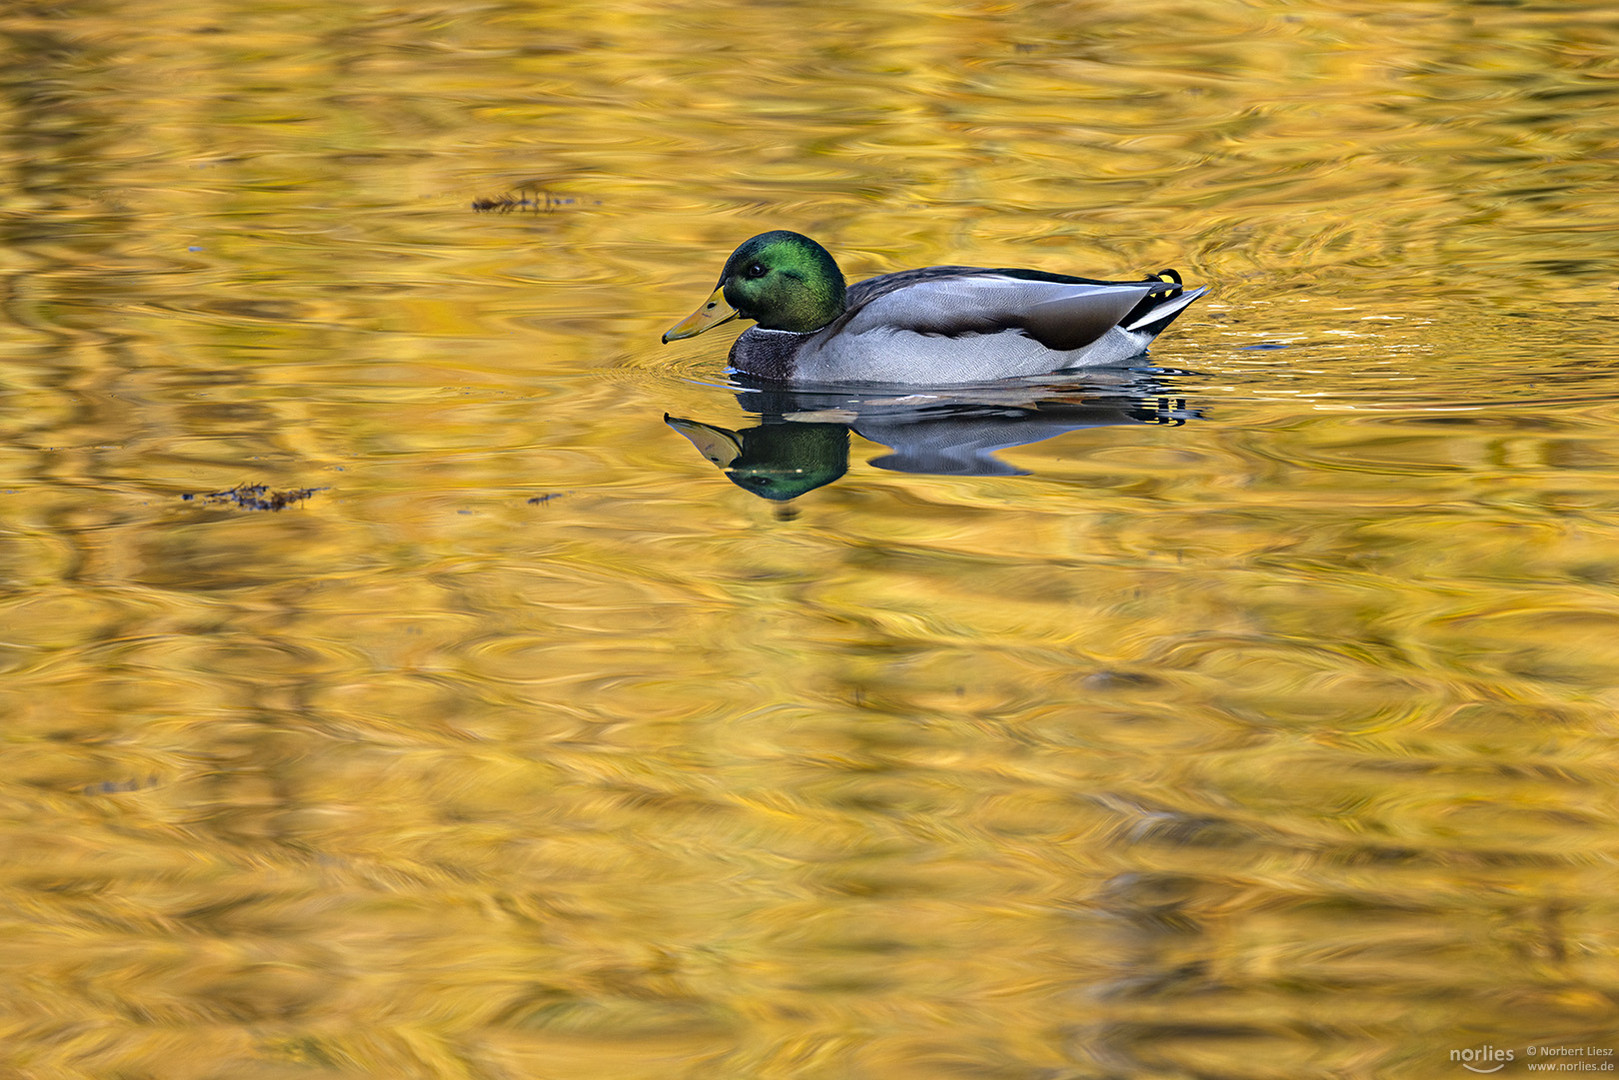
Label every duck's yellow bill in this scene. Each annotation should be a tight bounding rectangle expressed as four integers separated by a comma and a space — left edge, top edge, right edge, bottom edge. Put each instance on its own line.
662, 286, 738, 343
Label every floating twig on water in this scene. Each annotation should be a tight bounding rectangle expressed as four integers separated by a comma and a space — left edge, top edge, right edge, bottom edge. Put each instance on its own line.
182, 484, 325, 511
471, 189, 577, 213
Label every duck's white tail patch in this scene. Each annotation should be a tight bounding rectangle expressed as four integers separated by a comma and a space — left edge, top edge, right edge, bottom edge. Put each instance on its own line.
1125, 286, 1207, 332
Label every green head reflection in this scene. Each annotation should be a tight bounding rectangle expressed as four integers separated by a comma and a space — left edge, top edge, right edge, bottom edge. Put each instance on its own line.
666, 415, 849, 502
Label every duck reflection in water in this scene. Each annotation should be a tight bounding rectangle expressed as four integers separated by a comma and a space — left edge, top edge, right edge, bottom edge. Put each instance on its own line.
666, 372, 1200, 502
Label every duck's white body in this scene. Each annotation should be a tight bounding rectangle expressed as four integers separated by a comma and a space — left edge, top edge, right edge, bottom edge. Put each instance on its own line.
733, 273, 1205, 384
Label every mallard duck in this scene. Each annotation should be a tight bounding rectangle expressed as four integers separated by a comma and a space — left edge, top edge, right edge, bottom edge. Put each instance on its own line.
662, 230, 1205, 384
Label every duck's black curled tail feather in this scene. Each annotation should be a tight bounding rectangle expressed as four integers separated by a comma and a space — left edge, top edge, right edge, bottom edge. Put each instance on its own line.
1123, 269, 1206, 339
1117, 269, 1187, 333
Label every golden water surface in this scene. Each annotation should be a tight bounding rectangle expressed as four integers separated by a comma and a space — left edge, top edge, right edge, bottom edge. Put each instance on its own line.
2, 1, 1618, 1077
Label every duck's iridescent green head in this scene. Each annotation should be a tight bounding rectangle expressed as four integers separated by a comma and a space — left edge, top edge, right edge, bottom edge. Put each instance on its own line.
663, 231, 847, 342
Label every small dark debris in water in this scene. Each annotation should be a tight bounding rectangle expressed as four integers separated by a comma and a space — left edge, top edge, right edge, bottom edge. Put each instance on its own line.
1083, 670, 1163, 691
183, 483, 324, 511
527, 492, 566, 505
83, 776, 160, 796
472, 189, 577, 213
1239, 342, 1290, 351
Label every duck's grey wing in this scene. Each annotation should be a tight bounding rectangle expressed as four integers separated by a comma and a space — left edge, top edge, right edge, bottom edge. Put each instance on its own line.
844, 266, 988, 306
836, 270, 1161, 352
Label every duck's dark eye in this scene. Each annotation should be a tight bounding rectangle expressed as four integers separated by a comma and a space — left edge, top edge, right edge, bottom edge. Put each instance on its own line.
745, 263, 766, 279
